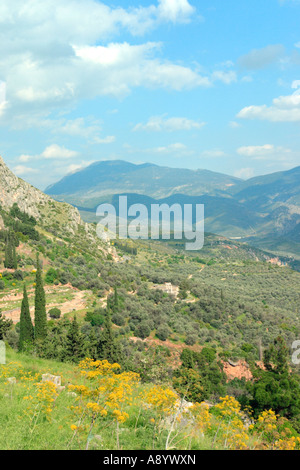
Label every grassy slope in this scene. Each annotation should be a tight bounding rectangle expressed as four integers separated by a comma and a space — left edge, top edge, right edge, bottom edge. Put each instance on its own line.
1, 348, 295, 451
1, 209, 300, 449
0, 349, 212, 450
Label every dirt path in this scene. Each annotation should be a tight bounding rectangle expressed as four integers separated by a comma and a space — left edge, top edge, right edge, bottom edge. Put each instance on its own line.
1, 283, 115, 324
0, 283, 76, 303
99, 287, 114, 308
46, 290, 87, 315
1, 285, 89, 324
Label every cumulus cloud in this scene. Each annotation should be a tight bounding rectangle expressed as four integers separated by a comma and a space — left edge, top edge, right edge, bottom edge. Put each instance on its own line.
237, 87, 300, 122
41, 144, 79, 160
0, 0, 200, 126
72, 42, 211, 97
14, 165, 40, 176
0, 0, 195, 45
237, 144, 292, 160
18, 144, 79, 163
73, 42, 159, 67
133, 115, 205, 132
157, 0, 196, 23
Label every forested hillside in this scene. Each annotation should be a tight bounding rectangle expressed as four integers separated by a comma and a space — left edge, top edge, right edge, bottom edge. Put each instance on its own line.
1, 193, 300, 450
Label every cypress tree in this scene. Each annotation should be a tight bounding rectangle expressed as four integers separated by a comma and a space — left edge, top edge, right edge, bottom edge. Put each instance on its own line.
12, 240, 17, 270
34, 254, 47, 340
98, 307, 120, 363
85, 327, 98, 360
4, 231, 17, 269
65, 315, 84, 362
19, 284, 34, 351
4, 235, 10, 268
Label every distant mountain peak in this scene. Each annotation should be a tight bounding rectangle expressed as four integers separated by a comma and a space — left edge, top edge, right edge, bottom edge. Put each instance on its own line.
45, 159, 241, 199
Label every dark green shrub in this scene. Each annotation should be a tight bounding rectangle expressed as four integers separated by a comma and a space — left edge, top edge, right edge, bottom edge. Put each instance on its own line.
48, 307, 61, 319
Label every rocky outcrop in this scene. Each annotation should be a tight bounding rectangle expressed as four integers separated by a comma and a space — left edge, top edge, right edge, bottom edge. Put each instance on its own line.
0, 155, 89, 236
222, 360, 253, 382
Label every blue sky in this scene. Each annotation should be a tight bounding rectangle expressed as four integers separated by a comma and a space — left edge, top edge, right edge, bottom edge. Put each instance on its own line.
0, 0, 300, 189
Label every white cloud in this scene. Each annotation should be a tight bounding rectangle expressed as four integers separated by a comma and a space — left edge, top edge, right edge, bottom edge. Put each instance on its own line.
56, 118, 101, 138
0, 0, 200, 125
237, 144, 274, 157
0, 81, 8, 117
16, 85, 75, 104
18, 144, 79, 162
72, 42, 211, 96
18, 154, 33, 163
63, 160, 96, 175
237, 88, 300, 122
291, 80, 300, 89
237, 144, 292, 160
73, 42, 159, 67
14, 115, 113, 145
0, 101, 8, 118
154, 142, 188, 152
146, 142, 192, 155
54, 117, 110, 145
234, 168, 254, 179
0, 82, 6, 103
157, 0, 196, 23
0, 0, 196, 46
93, 135, 116, 144
41, 144, 79, 160
211, 70, 237, 85
57, 118, 115, 144
14, 165, 39, 175
238, 104, 300, 121
133, 115, 205, 132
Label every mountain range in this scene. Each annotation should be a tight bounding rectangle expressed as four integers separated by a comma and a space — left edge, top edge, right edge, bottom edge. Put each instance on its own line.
45, 160, 300, 259
45, 160, 241, 203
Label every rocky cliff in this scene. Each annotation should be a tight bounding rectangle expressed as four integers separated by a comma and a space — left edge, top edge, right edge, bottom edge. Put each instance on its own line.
0, 155, 89, 237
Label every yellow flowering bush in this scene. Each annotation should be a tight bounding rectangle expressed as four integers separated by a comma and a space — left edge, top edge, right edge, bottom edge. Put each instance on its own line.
251, 409, 300, 450
212, 396, 249, 450
190, 402, 212, 435
140, 385, 179, 449
0, 361, 23, 379
23, 380, 59, 435
141, 385, 178, 416
68, 359, 140, 450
